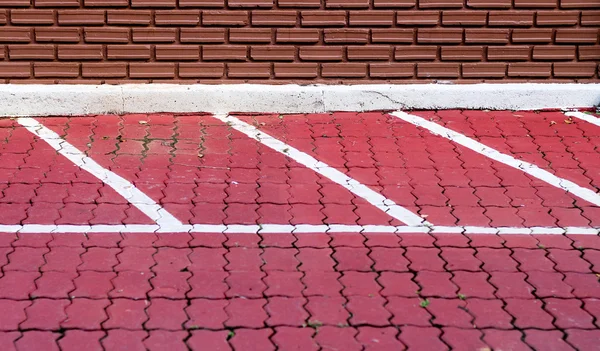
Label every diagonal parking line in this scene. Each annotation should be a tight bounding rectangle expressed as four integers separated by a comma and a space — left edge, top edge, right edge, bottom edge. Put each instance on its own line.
17, 117, 184, 229
565, 110, 600, 128
391, 110, 600, 208
212, 114, 430, 227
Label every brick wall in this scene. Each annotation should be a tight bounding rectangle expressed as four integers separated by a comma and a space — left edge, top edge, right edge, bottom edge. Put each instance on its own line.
0, 0, 598, 84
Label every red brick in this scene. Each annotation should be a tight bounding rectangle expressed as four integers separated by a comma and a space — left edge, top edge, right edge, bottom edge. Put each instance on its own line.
536, 11, 580, 26
442, 11, 487, 26
561, 0, 599, 7
488, 46, 531, 61
397, 10, 439, 25
324, 28, 368, 44
278, 0, 320, 6
276, 28, 319, 43
86, 0, 128, 5
251, 46, 295, 61
371, 28, 413, 43
467, 0, 511, 7
299, 46, 343, 61
155, 10, 200, 25
106, 45, 151, 60
374, 0, 415, 6
203, 45, 247, 60
82, 63, 126, 78
508, 62, 552, 77
349, 11, 394, 26
9, 44, 54, 60
187, 330, 230, 351
253, 10, 297, 26
512, 28, 553, 43
10, 10, 55, 25
489, 10, 534, 26
484, 330, 530, 351
131, 0, 177, 6
58, 10, 105, 25
582, 10, 600, 25
179, 0, 223, 6
0, 28, 31, 42
347, 45, 391, 60
417, 28, 462, 43
107, 10, 152, 25
326, 0, 368, 7
421, 0, 463, 7
274, 63, 318, 78
417, 62, 460, 78
579, 46, 600, 60
533, 45, 576, 60
465, 28, 509, 44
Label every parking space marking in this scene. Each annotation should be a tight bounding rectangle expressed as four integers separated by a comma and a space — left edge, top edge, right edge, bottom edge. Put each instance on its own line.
565, 110, 600, 128
213, 114, 429, 227
17, 117, 184, 230
0, 224, 597, 235
391, 111, 600, 208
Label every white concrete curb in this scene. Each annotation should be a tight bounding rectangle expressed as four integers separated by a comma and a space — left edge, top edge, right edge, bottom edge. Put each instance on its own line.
0, 83, 598, 116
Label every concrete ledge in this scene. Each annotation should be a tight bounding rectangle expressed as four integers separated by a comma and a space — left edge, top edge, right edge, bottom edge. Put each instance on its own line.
0, 83, 598, 116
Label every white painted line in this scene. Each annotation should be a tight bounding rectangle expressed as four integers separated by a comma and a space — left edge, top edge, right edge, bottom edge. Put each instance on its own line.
17, 117, 183, 229
212, 114, 429, 227
0, 224, 598, 235
565, 111, 600, 128
391, 111, 600, 208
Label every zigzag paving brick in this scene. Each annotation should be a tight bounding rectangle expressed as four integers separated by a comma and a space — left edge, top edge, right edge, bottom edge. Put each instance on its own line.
0, 110, 599, 349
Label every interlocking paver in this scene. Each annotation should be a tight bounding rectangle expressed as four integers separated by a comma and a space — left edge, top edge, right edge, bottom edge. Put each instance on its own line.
185, 298, 228, 330
399, 326, 448, 351
62, 299, 110, 330
21, 299, 68, 330
483, 330, 530, 351
489, 272, 535, 299
58, 330, 105, 351
544, 298, 595, 329
265, 297, 308, 327
103, 299, 148, 330
225, 298, 267, 328
3, 111, 600, 350
504, 298, 555, 329
229, 329, 275, 351
524, 330, 575, 351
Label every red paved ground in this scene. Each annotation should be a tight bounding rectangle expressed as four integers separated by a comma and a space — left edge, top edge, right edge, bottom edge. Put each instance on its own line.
0, 111, 599, 350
